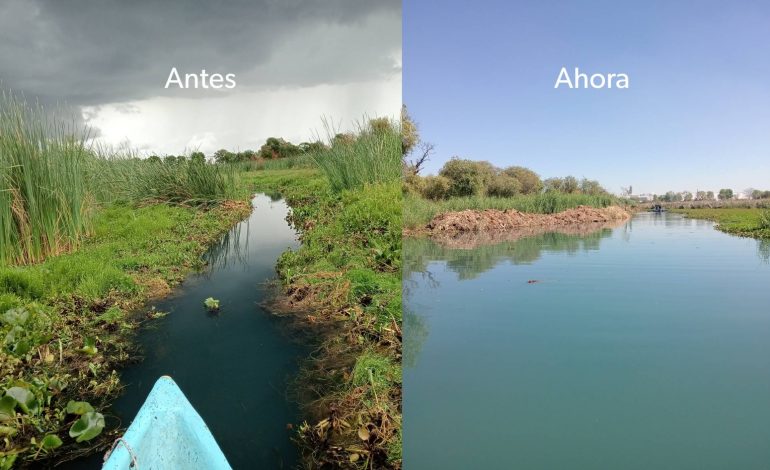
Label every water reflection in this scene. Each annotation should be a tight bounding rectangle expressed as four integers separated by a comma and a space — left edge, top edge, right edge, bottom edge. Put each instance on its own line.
204, 222, 247, 271
403, 212, 770, 469
759, 239, 770, 263
404, 227, 614, 281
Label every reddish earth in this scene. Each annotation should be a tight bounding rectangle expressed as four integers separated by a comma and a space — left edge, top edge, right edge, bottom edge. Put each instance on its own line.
424, 205, 630, 234
405, 205, 631, 249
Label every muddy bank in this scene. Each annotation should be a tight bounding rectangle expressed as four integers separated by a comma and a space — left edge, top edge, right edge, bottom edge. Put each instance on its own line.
407, 205, 630, 238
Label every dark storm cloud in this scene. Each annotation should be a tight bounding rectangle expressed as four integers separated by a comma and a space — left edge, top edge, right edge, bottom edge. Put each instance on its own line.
0, 0, 401, 108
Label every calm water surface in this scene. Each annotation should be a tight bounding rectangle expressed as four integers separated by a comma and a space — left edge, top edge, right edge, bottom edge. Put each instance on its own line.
66, 194, 304, 469
404, 212, 770, 469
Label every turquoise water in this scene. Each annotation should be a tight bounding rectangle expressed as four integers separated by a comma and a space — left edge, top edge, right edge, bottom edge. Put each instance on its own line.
65, 194, 304, 469
404, 213, 770, 469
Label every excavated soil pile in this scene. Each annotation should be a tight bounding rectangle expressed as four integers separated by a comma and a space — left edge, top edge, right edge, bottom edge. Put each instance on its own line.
426, 205, 630, 233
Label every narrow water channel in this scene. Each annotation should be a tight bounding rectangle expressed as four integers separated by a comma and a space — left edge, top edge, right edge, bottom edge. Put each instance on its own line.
404, 212, 770, 469
66, 194, 304, 469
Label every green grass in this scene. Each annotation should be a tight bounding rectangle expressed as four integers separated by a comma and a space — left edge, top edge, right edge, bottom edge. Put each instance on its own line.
0, 91, 240, 266
672, 208, 770, 239
404, 191, 617, 229
0, 201, 248, 466
311, 119, 402, 192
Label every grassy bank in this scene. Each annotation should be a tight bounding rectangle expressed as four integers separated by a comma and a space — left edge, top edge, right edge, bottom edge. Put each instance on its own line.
0, 201, 249, 467
244, 121, 402, 469
1, 91, 250, 467
1, 91, 239, 266
404, 192, 617, 229
672, 208, 770, 239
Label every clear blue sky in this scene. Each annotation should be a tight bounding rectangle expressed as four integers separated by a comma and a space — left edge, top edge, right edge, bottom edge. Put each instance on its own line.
404, 0, 770, 195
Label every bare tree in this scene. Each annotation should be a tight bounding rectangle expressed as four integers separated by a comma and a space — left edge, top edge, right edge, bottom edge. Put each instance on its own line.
406, 141, 434, 175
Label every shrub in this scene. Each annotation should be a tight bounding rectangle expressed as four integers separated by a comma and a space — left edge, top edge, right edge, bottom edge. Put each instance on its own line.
503, 166, 542, 194
486, 174, 521, 198
403, 173, 425, 196
421, 175, 451, 200
438, 158, 495, 197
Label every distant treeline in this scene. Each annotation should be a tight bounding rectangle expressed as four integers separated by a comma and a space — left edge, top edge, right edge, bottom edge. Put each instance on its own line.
651, 188, 770, 202
405, 158, 608, 201
146, 135, 358, 164
400, 106, 609, 201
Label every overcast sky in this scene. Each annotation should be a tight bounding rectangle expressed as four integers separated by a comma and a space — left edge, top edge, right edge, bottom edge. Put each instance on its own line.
0, 0, 401, 155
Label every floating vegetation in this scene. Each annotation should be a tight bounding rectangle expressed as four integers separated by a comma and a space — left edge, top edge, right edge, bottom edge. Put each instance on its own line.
204, 297, 220, 312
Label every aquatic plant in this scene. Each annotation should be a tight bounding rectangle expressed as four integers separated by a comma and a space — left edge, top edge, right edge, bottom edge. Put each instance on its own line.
0, 91, 93, 265
310, 117, 402, 192
204, 297, 220, 311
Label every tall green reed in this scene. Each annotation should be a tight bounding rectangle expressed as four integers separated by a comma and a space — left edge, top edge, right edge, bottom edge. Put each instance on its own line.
1, 91, 240, 266
0, 92, 92, 265
311, 118, 401, 192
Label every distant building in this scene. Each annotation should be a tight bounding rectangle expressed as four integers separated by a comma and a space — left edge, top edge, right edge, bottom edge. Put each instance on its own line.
631, 194, 653, 202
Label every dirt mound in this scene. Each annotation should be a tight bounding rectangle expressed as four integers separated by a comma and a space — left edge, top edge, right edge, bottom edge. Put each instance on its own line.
425, 205, 630, 234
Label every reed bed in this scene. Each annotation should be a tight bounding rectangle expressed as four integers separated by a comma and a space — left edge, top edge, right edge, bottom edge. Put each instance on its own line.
311, 118, 402, 192
1, 92, 239, 266
88, 154, 239, 206
0, 93, 93, 265
235, 154, 316, 171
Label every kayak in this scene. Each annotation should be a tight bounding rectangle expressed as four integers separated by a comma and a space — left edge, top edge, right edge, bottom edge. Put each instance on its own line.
102, 376, 231, 469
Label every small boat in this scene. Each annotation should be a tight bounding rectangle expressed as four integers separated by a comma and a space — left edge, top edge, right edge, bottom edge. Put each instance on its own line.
102, 376, 231, 469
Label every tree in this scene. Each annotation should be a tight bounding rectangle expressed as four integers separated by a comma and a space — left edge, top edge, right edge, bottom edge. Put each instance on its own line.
682, 191, 693, 201
299, 141, 327, 154
579, 178, 606, 195
439, 158, 496, 197
257, 138, 301, 159
562, 176, 579, 194
486, 174, 521, 198
706, 191, 715, 200
405, 141, 434, 176
543, 177, 564, 193
401, 105, 419, 156
190, 152, 206, 164
214, 149, 236, 163
718, 188, 734, 200
503, 166, 543, 194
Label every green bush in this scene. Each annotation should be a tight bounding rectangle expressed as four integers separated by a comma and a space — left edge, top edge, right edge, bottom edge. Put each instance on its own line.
438, 158, 495, 197
503, 166, 543, 194
421, 175, 451, 200
486, 174, 521, 198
